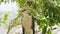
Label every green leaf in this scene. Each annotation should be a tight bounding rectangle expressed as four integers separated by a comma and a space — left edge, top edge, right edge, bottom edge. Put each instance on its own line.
0, 0, 3, 4
37, 19, 46, 28
16, 0, 26, 8
42, 26, 47, 34
3, 12, 9, 24
0, 18, 1, 21
17, 9, 22, 16
35, 0, 40, 4
47, 28, 52, 34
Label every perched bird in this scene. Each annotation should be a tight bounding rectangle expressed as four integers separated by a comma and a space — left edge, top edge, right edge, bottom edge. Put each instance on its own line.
7, 7, 34, 34
22, 8, 34, 34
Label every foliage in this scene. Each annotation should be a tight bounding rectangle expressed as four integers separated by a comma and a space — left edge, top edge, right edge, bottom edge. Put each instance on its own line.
0, 12, 9, 26
16, 0, 60, 34
3, 12, 9, 23
0, 0, 60, 34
